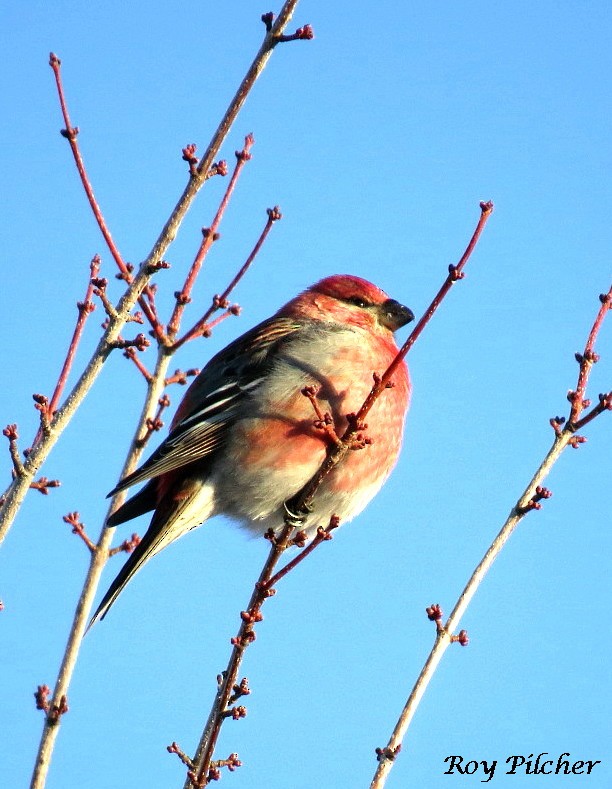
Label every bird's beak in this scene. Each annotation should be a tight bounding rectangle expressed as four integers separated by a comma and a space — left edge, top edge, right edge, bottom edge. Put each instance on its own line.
379, 299, 415, 331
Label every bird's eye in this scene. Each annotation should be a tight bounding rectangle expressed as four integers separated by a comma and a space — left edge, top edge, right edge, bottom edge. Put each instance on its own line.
347, 296, 369, 308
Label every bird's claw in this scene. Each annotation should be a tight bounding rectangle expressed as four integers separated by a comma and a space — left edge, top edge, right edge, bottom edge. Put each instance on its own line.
283, 498, 313, 524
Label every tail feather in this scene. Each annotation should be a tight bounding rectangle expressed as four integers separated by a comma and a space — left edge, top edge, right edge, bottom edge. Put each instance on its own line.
88, 523, 166, 628
107, 480, 157, 527
89, 478, 215, 628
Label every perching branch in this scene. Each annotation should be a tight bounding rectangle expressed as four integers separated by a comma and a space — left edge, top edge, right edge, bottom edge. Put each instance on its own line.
180, 516, 339, 788
178, 201, 493, 788
369, 279, 612, 789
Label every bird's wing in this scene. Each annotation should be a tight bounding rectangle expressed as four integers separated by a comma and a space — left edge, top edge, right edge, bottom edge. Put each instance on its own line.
108, 316, 301, 496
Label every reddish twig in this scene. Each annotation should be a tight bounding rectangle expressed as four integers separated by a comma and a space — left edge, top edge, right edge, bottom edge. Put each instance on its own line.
29, 257, 100, 450
48, 55, 163, 337
30, 478, 61, 496
123, 346, 153, 382
63, 512, 96, 553
516, 485, 552, 515
167, 135, 255, 339
34, 685, 69, 724
227, 677, 251, 705
358, 201, 494, 424
182, 144, 228, 180
34, 685, 52, 712
32, 394, 53, 441
261, 12, 314, 43
568, 287, 612, 424
48, 57, 129, 280
108, 533, 141, 557
164, 368, 201, 387
187, 304, 242, 341
138, 394, 172, 447
300, 386, 343, 447
181, 144, 200, 177
573, 391, 612, 430
176, 205, 282, 349
168, 741, 194, 769
110, 333, 151, 352
263, 517, 339, 589
92, 275, 146, 325
425, 604, 469, 645
206, 160, 229, 180
276, 24, 314, 42
40, 256, 100, 442
3, 424, 25, 477
187, 754, 243, 787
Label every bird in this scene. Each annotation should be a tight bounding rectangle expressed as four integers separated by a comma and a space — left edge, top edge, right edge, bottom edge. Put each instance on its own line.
90, 274, 414, 624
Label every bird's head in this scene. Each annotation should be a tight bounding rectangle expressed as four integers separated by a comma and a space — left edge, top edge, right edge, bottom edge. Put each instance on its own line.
283, 274, 414, 334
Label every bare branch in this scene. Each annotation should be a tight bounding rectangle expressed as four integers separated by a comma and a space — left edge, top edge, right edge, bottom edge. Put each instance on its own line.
183, 515, 336, 787
369, 273, 612, 789
3, 424, 25, 477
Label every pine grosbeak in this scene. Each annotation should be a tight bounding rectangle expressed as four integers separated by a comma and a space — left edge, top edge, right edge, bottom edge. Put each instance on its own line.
91, 275, 413, 623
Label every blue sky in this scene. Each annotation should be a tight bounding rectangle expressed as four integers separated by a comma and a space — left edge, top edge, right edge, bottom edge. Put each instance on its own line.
2, 2, 611, 787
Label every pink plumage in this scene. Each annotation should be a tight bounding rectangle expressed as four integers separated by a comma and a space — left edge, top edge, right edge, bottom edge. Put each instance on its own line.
91, 275, 413, 625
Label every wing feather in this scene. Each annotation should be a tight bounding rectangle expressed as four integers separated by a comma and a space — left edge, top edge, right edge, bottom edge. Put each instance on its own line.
108, 316, 301, 497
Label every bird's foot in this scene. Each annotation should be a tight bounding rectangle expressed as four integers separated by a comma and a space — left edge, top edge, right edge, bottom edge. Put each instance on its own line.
283, 498, 314, 525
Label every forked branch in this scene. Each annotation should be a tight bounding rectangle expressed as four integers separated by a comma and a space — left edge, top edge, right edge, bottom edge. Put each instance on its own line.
0, 0, 307, 549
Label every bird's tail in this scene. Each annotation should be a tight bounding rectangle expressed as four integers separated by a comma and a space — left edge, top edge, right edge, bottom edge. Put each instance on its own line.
89, 479, 215, 628
107, 480, 157, 527
88, 522, 166, 628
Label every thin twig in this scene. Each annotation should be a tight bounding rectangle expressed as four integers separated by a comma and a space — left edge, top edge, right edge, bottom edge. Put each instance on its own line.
175, 206, 282, 349
167, 135, 254, 338
358, 201, 494, 424
48, 56, 126, 272
123, 346, 153, 382
264, 518, 339, 588
30, 257, 100, 450
164, 368, 200, 387
568, 284, 612, 424
47, 257, 99, 421
48, 55, 161, 334
29, 478, 61, 496
3, 425, 25, 477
